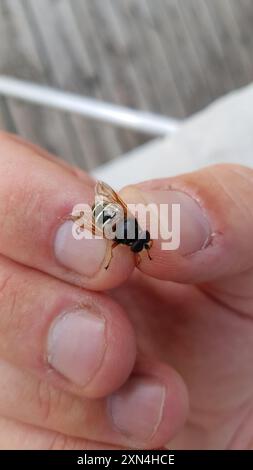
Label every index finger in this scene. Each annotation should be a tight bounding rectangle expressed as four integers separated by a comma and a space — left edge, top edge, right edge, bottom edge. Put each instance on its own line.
0, 132, 135, 290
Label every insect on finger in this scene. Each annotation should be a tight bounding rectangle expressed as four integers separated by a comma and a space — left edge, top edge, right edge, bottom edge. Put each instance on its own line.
66, 181, 153, 270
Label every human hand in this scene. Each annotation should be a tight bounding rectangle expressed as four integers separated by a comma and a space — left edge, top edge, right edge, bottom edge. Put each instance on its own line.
0, 132, 185, 450
114, 165, 253, 449
0, 131, 252, 450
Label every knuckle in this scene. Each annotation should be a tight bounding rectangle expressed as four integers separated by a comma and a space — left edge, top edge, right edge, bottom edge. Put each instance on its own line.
48, 432, 84, 450
0, 271, 14, 298
0, 274, 21, 335
48, 432, 71, 450
18, 182, 44, 226
36, 379, 81, 429
0, 270, 19, 329
2, 176, 44, 239
209, 163, 253, 180
37, 379, 60, 424
206, 164, 253, 226
0, 265, 32, 339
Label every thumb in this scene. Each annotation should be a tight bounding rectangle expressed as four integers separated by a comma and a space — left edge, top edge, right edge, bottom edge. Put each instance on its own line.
120, 164, 253, 284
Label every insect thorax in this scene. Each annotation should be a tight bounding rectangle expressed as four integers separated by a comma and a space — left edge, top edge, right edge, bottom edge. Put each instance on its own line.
92, 201, 124, 231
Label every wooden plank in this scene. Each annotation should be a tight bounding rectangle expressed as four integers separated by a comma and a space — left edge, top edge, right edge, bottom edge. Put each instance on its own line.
0, 97, 17, 132
175, 0, 236, 100
144, 0, 207, 116
0, 0, 253, 168
214, 0, 253, 81
20, 0, 91, 169
109, 0, 186, 118
0, 0, 78, 163
71, 0, 144, 156
23, 0, 126, 169
73, 0, 141, 163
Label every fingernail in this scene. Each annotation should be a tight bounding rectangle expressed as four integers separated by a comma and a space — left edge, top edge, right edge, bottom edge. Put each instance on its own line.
108, 376, 165, 442
54, 221, 107, 277
47, 309, 106, 386
138, 189, 211, 255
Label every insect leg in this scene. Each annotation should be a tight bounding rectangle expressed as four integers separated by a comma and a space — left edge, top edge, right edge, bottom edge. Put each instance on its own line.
104, 241, 118, 270
145, 240, 153, 261
146, 248, 152, 261
61, 211, 84, 222
59, 211, 87, 236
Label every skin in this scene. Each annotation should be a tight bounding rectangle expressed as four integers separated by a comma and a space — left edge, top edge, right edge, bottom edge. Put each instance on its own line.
111, 271, 253, 449
0, 131, 252, 449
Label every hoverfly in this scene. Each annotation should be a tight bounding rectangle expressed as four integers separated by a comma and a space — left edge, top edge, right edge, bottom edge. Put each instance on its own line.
70, 181, 152, 270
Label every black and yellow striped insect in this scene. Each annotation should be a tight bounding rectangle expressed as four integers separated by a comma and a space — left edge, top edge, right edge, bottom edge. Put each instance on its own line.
71, 181, 152, 269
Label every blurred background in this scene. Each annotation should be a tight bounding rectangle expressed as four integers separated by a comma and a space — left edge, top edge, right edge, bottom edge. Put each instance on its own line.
0, 0, 252, 171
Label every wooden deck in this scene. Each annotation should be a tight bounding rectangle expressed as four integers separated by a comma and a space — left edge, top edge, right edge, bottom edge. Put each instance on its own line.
0, 0, 252, 170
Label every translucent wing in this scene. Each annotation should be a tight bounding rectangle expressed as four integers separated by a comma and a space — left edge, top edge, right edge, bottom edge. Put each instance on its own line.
69, 209, 103, 238
95, 180, 128, 216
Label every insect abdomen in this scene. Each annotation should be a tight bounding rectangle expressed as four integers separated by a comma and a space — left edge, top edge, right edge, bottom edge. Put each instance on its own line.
115, 218, 138, 243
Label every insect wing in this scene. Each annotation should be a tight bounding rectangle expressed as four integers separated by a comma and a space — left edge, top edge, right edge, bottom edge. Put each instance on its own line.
95, 181, 128, 216
71, 209, 103, 238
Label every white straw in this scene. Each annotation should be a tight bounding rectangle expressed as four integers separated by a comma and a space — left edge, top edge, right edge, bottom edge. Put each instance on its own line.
0, 75, 180, 136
